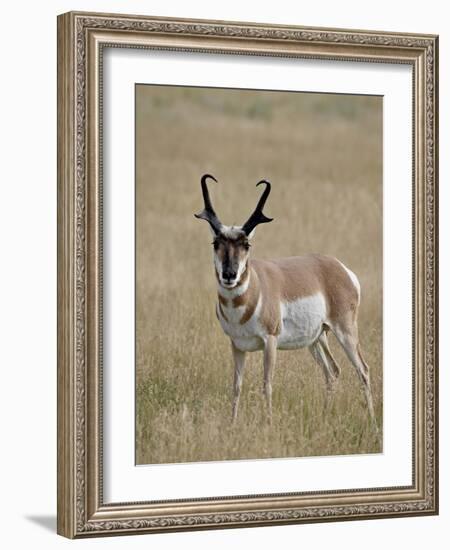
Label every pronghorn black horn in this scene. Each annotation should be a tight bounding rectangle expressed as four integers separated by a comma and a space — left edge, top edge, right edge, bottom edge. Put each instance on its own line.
194, 174, 222, 234
241, 180, 274, 236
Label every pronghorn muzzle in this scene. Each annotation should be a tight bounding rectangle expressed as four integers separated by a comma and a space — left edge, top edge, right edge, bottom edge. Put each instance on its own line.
222, 264, 238, 286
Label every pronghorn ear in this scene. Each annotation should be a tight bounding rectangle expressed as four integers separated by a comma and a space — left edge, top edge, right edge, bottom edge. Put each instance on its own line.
247, 228, 256, 240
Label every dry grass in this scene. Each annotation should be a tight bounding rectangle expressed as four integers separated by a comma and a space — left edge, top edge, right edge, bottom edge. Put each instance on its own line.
135, 86, 383, 465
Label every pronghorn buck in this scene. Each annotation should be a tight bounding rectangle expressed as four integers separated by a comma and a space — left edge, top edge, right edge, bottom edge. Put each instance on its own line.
195, 174, 376, 426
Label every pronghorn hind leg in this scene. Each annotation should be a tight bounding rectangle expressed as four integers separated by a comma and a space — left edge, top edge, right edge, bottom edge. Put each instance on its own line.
231, 340, 246, 423
318, 330, 341, 379
332, 320, 377, 429
263, 335, 277, 424
309, 339, 337, 413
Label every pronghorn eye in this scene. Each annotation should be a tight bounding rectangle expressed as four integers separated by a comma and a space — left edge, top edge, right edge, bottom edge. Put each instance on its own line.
243, 242, 251, 250
212, 240, 219, 250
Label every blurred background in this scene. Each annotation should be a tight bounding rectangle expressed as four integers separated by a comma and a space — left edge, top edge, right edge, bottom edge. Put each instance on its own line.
135, 84, 382, 465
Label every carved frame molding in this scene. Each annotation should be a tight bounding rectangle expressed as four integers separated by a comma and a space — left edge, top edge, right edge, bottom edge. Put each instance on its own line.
57, 11, 438, 538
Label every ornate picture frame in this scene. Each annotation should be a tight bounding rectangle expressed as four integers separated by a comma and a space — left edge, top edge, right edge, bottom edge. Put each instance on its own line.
57, 11, 438, 538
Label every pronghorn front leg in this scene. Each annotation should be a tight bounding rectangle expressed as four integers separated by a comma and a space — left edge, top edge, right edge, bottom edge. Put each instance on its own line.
263, 335, 277, 423
231, 340, 246, 422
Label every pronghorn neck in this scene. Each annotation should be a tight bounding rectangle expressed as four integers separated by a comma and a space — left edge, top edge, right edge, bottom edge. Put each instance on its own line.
216, 263, 262, 329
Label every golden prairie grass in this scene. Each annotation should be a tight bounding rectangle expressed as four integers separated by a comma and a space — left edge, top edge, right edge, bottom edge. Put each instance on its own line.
135, 86, 383, 465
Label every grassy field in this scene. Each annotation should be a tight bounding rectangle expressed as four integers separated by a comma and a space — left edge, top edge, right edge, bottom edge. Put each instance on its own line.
135, 85, 383, 465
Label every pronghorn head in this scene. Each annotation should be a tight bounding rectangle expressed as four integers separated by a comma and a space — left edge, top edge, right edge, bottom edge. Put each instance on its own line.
195, 174, 273, 289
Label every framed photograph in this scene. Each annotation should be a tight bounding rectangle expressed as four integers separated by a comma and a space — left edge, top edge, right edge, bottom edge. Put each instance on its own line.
57, 11, 439, 538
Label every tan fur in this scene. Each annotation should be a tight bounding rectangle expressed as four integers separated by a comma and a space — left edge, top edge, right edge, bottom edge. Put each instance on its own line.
248, 254, 359, 334
218, 293, 228, 307
232, 293, 246, 308
237, 268, 260, 325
